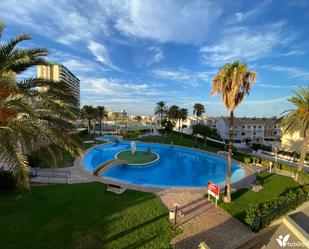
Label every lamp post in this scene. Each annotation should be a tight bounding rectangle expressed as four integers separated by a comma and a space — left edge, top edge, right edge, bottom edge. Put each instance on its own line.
169, 203, 180, 230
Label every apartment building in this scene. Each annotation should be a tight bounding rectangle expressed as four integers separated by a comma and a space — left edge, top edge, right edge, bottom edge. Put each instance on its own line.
217, 116, 281, 143
37, 63, 80, 107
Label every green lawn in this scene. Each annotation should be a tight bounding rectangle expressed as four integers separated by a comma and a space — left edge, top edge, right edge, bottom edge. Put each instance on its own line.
28, 132, 106, 169
219, 172, 301, 223
140, 132, 221, 153
117, 151, 158, 164
0, 183, 177, 249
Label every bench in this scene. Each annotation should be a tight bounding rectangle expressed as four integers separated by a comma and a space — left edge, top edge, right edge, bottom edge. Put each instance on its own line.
107, 184, 126, 194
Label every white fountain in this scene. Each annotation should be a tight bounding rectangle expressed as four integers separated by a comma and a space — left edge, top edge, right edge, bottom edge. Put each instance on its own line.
131, 141, 136, 155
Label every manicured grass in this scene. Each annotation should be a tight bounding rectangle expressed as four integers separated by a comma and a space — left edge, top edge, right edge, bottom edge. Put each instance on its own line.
116, 150, 158, 164
140, 132, 220, 153
0, 183, 177, 249
219, 172, 301, 223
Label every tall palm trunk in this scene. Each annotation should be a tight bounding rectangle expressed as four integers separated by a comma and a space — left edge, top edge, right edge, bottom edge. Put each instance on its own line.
93, 120, 96, 135
181, 125, 183, 138
295, 130, 308, 182
160, 114, 163, 129
178, 119, 181, 133
195, 115, 198, 145
99, 119, 102, 135
88, 119, 91, 134
223, 110, 233, 203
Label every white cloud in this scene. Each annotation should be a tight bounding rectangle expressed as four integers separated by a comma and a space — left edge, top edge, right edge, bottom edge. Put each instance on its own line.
263, 65, 309, 80
87, 41, 120, 71
233, 0, 272, 23
148, 47, 164, 64
256, 83, 299, 89
200, 22, 299, 66
47, 49, 109, 75
114, 0, 222, 43
80, 76, 184, 114
152, 69, 215, 86
199, 23, 288, 66
1, 0, 109, 45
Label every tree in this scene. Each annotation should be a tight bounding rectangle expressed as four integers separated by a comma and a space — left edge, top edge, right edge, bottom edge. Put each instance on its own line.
211, 60, 256, 202
82, 105, 96, 134
191, 124, 201, 145
193, 103, 205, 124
155, 101, 168, 128
280, 87, 309, 182
168, 105, 179, 128
179, 108, 188, 137
96, 106, 108, 135
135, 115, 142, 122
161, 119, 174, 133
0, 20, 81, 188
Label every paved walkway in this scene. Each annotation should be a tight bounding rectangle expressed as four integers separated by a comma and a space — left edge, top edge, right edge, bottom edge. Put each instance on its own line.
156, 189, 254, 249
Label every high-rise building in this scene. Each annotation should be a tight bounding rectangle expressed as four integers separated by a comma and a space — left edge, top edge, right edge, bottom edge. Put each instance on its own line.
37, 63, 80, 107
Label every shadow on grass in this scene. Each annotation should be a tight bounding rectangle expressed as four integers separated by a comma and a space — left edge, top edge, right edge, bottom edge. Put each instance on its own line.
256, 172, 273, 185
121, 233, 159, 249
102, 214, 166, 245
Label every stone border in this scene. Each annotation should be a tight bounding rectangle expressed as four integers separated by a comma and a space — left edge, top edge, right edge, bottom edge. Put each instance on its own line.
114, 150, 160, 166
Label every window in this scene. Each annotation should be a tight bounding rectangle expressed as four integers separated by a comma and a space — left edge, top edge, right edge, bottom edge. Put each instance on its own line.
247, 125, 251, 129
253, 125, 257, 128
241, 132, 245, 136
242, 125, 245, 129
253, 132, 256, 135
258, 125, 262, 129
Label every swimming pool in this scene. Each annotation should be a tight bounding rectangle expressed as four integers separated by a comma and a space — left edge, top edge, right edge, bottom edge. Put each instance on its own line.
83, 141, 245, 187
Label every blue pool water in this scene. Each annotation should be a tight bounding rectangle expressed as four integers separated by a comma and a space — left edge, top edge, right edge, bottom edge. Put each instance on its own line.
97, 136, 113, 141
83, 141, 245, 187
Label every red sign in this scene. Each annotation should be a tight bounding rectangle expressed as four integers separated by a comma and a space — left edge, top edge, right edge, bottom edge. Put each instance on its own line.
208, 181, 220, 199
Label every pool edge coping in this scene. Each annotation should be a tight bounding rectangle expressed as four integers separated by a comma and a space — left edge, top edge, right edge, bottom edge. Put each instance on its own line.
78, 140, 256, 192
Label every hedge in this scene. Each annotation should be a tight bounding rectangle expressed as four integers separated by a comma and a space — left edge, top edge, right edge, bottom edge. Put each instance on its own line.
171, 131, 226, 150
0, 170, 17, 190
245, 186, 309, 232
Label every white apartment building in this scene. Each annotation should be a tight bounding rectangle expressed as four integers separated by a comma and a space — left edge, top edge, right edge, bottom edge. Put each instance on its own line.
216, 116, 281, 144
37, 63, 80, 107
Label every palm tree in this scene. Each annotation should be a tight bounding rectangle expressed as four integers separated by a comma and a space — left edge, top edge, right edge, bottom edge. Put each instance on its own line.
96, 106, 108, 135
179, 108, 188, 136
0, 20, 82, 188
168, 105, 180, 126
193, 103, 205, 144
193, 103, 205, 124
280, 87, 309, 182
211, 60, 256, 202
155, 101, 168, 128
82, 105, 95, 134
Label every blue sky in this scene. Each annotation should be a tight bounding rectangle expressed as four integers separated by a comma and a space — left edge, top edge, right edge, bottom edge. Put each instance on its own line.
2, 0, 309, 116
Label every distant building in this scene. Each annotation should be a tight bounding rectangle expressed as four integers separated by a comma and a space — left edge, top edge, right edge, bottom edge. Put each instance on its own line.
217, 116, 281, 143
37, 63, 80, 107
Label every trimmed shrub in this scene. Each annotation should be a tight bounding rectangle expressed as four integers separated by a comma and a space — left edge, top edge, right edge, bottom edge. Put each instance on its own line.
244, 157, 252, 164
298, 171, 309, 185
245, 187, 309, 232
0, 171, 17, 190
